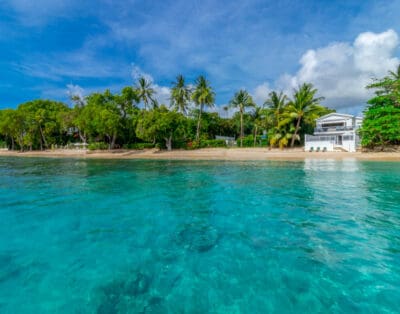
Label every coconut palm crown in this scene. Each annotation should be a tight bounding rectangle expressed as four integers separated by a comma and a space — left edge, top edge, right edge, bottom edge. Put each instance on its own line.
170, 75, 192, 115
282, 83, 324, 147
229, 89, 255, 147
191, 75, 215, 141
136, 77, 158, 110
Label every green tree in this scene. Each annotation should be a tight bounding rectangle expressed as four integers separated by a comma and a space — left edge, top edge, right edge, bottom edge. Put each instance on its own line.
116, 86, 140, 118
192, 76, 215, 141
17, 100, 69, 150
0, 109, 20, 150
199, 111, 223, 139
367, 64, 400, 106
361, 64, 400, 148
359, 96, 400, 148
282, 83, 324, 147
229, 90, 255, 147
136, 77, 157, 110
136, 106, 187, 150
170, 75, 191, 115
115, 87, 140, 144
251, 106, 267, 147
80, 90, 122, 149
264, 91, 288, 127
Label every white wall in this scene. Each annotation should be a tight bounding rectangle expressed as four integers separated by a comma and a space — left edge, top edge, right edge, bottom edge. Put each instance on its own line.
305, 141, 334, 151
341, 140, 356, 152
305, 139, 357, 152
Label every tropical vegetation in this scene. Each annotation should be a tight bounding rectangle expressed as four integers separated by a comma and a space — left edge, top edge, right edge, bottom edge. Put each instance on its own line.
0, 75, 335, 151
229, 90, 255, 147
360, 65, 400, 149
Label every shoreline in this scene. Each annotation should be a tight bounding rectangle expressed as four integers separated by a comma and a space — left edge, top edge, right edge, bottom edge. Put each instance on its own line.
1, 148, 400, 161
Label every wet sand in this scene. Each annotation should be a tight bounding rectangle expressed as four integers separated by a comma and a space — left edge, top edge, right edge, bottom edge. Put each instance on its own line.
1, 148, 399, 161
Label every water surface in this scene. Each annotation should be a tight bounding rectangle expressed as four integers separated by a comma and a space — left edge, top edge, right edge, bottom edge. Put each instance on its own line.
0, 157, 400, 313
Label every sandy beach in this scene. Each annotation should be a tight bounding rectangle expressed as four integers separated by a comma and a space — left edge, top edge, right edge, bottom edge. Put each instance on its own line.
1, 148, 400, 161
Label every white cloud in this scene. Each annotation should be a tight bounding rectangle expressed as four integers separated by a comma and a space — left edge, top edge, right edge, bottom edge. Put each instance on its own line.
130, 64, 154, 82
15, 51, 129, 81
130, 64, 171, 106
252, 82, 271, 106
353, 30, 399, 74
66, 84, 85, 101
34, 65, 171, 106
254, 29, 400, 113
154, 85, 171, 106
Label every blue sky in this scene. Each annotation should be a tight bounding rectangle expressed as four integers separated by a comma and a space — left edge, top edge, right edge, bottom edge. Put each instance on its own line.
1, 0, 400, 114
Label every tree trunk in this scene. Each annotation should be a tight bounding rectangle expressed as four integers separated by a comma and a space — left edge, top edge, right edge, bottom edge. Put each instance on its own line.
290, 116, 302, 147
165, 134, 172, 151
105, 134, 111, 150
39, 125, 47, 150
110, 132, 117, 150
253, 125, 258, 147
240, 111, 243, 147
78, 130, 86, 143
196, 104, 203, 141
11, 136, 14, 151
18, 134, 24, 152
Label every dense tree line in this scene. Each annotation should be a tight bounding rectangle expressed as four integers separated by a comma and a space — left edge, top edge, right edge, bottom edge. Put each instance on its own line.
360, 65, 400, 148
0, 75, 333, 151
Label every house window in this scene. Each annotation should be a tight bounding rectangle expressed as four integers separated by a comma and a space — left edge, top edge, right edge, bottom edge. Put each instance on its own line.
321, 122, 345, 128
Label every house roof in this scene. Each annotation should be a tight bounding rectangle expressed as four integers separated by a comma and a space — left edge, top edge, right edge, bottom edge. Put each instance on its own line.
316, 113, 355, 121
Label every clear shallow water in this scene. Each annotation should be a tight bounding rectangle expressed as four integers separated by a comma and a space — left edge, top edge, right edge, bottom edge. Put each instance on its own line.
0, 157, 400, 313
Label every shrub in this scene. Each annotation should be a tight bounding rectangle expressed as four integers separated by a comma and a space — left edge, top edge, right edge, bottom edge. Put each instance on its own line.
122, 143, 155, 150
88, 142, 109, 150
279, 137, 288, 149
202, 139, 227, 148
241, 135, 268, 147
187, 139, 227, 149
172, 141, 187, 149
241, 135, 254, 147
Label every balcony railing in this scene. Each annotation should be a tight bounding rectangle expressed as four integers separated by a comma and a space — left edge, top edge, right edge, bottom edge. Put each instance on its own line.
314, 126, 355, 133
305, 134, 356, 142
305, 135, 336, 142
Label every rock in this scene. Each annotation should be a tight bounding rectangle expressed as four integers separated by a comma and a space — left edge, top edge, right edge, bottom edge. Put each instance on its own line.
96, 270, 152, 313
175, 222, 219, 252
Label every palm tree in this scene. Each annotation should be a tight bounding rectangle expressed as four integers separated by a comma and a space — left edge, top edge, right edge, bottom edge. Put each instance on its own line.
229, 90, 255, 147
170, 75, 191, 115
252, 106, 264, 147
389, 64, 400, 80
223, 105, 229, 119
283, 83, 324, 147
387, 64, 400, 106
264, 91, 288, 126
191, 76, 215, 141
136, 77, 157, 110
367, 64, 400, 99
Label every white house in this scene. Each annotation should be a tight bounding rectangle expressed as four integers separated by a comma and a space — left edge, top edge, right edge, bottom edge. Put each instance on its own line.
304, 113, 362, 152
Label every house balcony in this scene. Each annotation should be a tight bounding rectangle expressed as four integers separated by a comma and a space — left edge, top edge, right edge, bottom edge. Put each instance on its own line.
314, 126, 355, 134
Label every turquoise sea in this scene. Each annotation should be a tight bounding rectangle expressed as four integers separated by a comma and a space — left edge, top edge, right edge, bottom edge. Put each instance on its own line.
0, 157, 400, 313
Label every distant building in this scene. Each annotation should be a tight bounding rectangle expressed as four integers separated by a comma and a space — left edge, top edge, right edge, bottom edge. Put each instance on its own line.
215, 135, 236, 146
304, 113, 363, 152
